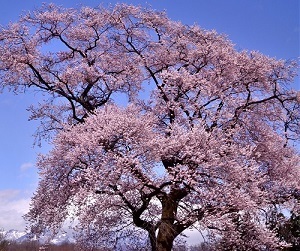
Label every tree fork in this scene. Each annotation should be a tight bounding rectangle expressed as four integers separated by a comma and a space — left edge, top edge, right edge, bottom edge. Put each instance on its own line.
156, 188, 189, 251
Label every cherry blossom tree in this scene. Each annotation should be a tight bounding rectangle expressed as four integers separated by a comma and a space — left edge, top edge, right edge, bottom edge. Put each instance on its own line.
0, 4, 299, 251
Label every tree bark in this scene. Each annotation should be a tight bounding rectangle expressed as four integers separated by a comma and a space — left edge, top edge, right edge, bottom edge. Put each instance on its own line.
155, 192, 181, 251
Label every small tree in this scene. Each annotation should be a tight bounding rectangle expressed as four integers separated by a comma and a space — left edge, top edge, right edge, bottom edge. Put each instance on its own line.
266, 209, 300, 251
0, 4, 299, 251
0, 231, 8, 251
189, 243, 215, 251
7, 240, 39, 251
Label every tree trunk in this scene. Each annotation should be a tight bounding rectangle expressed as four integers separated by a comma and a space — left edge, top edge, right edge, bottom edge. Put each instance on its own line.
155, 194, 179, 251
156, 228, 176, 251
139, 187, 189, 251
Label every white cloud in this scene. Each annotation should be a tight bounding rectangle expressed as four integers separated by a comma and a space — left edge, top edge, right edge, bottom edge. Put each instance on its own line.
0, 190, 31, 231
18, 162, 38, 185
19, 162, 34, 172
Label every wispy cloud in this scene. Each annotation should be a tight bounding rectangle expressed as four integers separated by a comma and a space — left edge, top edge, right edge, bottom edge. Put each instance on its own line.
19, 162, 34, 172
18, 162, 38, 184
0, 190, 31, 231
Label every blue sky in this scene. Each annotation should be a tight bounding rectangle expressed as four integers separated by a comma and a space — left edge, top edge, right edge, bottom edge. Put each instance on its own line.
0, 0, 299, 237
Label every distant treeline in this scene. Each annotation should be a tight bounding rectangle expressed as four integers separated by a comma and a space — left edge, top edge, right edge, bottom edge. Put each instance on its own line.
0, 239, 209, 251
0, 240, 77, 251
0, 235, 212, 251
0, 241, 217, 251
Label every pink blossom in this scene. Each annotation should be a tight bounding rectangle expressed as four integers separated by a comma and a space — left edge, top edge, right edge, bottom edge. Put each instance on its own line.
0, 3, 299, 251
